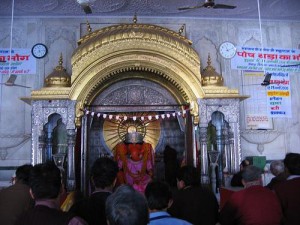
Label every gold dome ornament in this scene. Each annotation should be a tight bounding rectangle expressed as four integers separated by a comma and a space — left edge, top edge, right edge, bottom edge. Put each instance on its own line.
201, 54, 224, 87
45, 53, 71, 87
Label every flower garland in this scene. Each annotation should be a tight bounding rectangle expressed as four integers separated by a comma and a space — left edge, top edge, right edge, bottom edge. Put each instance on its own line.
83, 108, 189, 121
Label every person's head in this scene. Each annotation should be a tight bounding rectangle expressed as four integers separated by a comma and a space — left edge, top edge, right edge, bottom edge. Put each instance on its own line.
176, 165, 200, 189
145, 180, 172, 211
240, 159, 250, 171
91, 157, 118, 189
15, 164, 33, 185
270, 160, 285, 176
241, 165, 262, 187
283, 153, 300, 175
29, 161, 62, 200
106, 185, 149, 225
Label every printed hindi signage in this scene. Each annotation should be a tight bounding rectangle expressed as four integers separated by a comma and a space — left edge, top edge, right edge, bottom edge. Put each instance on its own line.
231, 46, 300, 73
0, 48, 36, 75
246, 114, 273, 130
243, 71, 273, 129
267, 72, 291, 118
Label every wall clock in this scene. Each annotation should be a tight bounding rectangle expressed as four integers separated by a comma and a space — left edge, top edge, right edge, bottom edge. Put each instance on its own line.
31, 43, 48, 59
219, 41, 237, 59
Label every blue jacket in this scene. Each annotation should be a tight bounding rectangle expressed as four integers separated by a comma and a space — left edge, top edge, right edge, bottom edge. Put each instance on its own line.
149, 211, 192, 225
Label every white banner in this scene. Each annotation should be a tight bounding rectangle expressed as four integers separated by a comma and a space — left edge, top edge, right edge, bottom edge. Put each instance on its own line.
243, 71, 273, 129
231, 46, 300, 73
246, 114, 273, 130
267, 72, 291, 118
0, 48, 36, 75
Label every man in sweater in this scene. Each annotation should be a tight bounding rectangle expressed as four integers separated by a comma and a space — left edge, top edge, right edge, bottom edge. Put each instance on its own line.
220, 165, 282, 225
69, 157, 119, 225
0, 164, 34, 225
168, 165, 219, 225
274, 152, 300, 225
15, 162, 87, 225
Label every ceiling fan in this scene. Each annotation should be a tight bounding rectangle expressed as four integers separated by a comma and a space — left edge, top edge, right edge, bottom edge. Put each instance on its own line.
178, 0, 236, 10
0, 75, 31, 88
76, 0, 95, 14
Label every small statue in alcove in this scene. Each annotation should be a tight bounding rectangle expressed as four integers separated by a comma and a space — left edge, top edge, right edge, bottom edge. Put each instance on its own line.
113, 132, 154, 193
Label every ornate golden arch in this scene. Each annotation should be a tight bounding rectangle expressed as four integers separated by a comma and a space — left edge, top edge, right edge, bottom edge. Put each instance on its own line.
69, 23, 204, 124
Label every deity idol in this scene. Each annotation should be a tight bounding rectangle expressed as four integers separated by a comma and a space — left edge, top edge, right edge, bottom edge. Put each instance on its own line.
114, 132, 154, 193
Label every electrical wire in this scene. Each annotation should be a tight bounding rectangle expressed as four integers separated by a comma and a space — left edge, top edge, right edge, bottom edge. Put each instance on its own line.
9, 0, 15, 78
257, 0, 266, 74
0, 0, 15, 122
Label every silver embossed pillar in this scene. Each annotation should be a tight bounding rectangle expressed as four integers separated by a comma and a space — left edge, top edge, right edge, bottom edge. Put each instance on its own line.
199, 125, 210, 184
67, 129, 76, 190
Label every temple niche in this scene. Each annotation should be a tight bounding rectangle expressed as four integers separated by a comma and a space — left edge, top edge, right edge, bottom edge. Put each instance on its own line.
24, 21, 246, 194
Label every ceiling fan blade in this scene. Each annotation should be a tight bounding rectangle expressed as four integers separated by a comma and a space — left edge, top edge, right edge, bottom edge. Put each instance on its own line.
213, 4, 236, 9
82, 5, 92, 14
178, 4, 204, 10
11, 84, 31, 88
6, 74, 17, 84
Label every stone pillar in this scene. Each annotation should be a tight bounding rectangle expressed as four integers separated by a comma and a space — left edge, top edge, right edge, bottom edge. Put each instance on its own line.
44, 123, 53, 162
37, 130, 46, 164
81, 115, 88, 195
66, 129, 76, 191
199, 125, 210, 184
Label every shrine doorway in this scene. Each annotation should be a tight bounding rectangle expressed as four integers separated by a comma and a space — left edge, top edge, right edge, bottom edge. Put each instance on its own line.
80, 72, 190, 192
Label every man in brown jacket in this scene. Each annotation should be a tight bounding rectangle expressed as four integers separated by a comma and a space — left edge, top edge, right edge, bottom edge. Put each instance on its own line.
0, 164, 34, 225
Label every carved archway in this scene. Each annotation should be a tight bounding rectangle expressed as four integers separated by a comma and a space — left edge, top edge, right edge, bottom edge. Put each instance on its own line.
69, 23, 204, 124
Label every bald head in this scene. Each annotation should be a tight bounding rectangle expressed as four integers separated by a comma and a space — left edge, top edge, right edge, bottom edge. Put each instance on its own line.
242, 165, 262, 186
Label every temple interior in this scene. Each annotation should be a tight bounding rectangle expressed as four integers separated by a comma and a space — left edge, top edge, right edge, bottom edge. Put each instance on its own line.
0, 0, 300, 196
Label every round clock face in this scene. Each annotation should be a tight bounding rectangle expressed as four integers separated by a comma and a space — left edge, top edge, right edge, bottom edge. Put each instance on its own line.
219, 42, 237, 59
31, 43, 48, 59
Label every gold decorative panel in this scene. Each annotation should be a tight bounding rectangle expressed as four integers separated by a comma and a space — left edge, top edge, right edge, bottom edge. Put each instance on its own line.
103, 112, 160, 152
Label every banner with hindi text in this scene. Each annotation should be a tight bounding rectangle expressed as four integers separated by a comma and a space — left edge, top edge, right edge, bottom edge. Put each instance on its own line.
243, 71, 273, 129
267, 72, 291, 118
231, 46, 300, 73
0, 48, 36, 75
